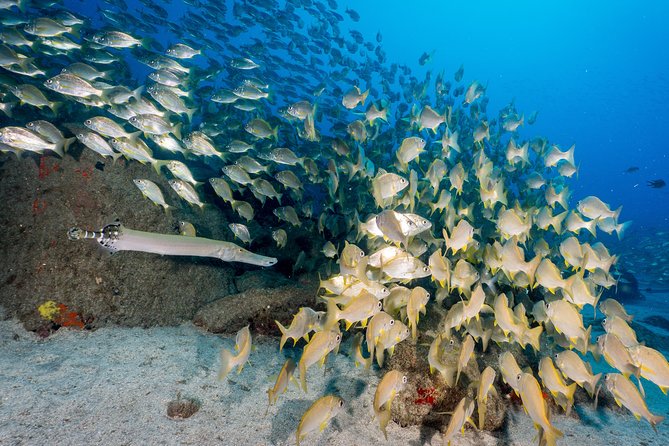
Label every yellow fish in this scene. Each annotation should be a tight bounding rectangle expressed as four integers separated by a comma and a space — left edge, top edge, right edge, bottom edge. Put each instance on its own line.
218, 325, 252, 381
373, 370, 407, 439
267, 358, 297, 408
296, 395, 344, 446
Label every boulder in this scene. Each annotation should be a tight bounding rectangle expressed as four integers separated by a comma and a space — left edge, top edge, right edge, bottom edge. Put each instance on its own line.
193, 276, 319, 335
0, 151, 240, 331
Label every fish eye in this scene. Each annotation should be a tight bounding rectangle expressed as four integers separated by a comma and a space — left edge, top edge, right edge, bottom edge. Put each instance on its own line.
336, 334, 341, 342
238, 248, 243, 253
402, 376, 408, 383
426, 292, 430, 298
339, 400, 344, 407
46, 79, 53, 84
602, 318, 607, 325
377, 301, 382, 308
389, 320, 394, 325
516, 373, 522, 381
449, 339, 455, 345
85, 119, 92, 125
77, 133, 84, 138
554, 353, 558, 359
423, 266, 429, 272
111, 138, 117, 143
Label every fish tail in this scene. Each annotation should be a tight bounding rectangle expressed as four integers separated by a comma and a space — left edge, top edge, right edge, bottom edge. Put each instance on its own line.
51, 139, 65, 158
172, 122, 183, 140
131, 85, 144, 100
588, 373, 602, 397
583, 324, 593, 355
266, 388, 275, 408
49, 101, 61, 116
67, 24, 82, 39
524, 325, 543, 352
650, 414, 665, 432
127, 130, 142, 143
478, 400, 487, 429
375, 346, 385, 368
542, 425, 563, 446
324, 299, 340, 331
275, 320, 288, 351
62, 136, 76, 154
360, 89, 369, 106
140, 36, 153, 50
586, 219, 597, 237
562, 144, 575, 165
151, 160, 165, 175
377, 407, 391, 440
616, 220, 632, 240
613, 205, 623, 223
299, 359, 307, 393
635, 372, 645, 398
565, 382, 577, 404
217, 348, 235, 381
185, 107, 197, 123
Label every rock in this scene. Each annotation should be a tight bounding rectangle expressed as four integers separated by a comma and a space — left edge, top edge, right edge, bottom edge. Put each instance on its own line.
385, 335, 513, 433
0, 151, 243, 331
234, 269, 291, 293
166, 395, 201, 420
192, 277, 319, 335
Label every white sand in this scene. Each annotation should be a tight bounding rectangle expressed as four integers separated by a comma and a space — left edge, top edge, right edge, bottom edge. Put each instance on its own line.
1, 314, 669, 446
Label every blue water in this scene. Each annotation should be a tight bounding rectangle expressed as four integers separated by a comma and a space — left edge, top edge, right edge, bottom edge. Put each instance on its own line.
346, 0, 669, 228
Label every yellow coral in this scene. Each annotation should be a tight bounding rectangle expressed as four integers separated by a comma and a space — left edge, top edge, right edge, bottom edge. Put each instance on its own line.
38, 300, 60, 321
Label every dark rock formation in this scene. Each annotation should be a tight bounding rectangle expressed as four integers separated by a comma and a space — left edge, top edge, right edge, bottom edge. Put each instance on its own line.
0, 150, 242, 330
192, 275, 319, 335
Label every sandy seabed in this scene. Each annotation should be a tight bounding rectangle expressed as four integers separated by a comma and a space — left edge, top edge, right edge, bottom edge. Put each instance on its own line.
2, 294, 669, 446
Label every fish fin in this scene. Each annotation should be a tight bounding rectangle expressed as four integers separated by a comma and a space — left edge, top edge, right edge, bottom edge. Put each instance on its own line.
377, 407, 391, 440
62, 137, 76, 153
478, 402, 487, 430
172, 122, 182, 140
324, 299, 340, 331
185, 107, 197, 123
299, 360, 307, 393
650, 415, 664, 432
636, 373, 645, 398
275, 320, 288, 351
217, 348, 234, 381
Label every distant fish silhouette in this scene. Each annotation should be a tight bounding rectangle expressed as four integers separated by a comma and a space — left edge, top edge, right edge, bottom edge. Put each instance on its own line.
648, 179, 666, 188
623, 166, 639, 173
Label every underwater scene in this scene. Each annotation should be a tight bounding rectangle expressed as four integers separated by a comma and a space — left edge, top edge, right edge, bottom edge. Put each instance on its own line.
1, 0, 669, 444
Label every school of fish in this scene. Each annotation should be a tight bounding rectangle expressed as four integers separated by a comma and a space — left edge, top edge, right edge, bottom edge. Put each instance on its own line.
1, 0, 666, 445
